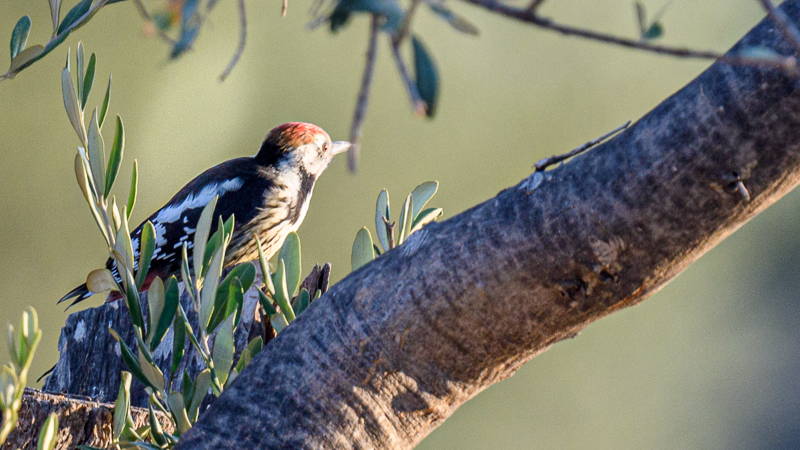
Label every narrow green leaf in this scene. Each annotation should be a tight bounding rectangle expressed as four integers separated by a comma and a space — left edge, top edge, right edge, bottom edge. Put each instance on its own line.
373, 244, 382, 256
113, 371, 132, 440
410, 181, 438, 220
99, 74, 111, 129
199, 241, 225, 330
114, 256, 145, 333
146, 277, 165, 346
279, 232, 301, 297
233, 348, 251, 375
257, 289, 277, 316
135, 222, 156, 290
202, 215, 234, 276
109, 329, 152, 391
82, 52, 96, 109
137, 341, 165, 393
188, 369, 210, 422
151, 276, 179, 352
114, 213, 134, 272
208, 264, 254, 332
49, 0, 62, 35
76, 42, 84, 107
194, 195, 219, 281
170, 287, 186, 377
36, 413, 58, 450
211, 314, 234, 386
166, 392, 191, 435
412, 35, 439, 118
180, 243, 194, 302
148, 404, 167, 447
270, 313, 288, 333
10, 16, 31, 60
294, 287, 310, 315
256, 236, 274, 295
375, 189, 390, 252
104, 115, 124, 198
272, 259, 295, 322
351, 227, 375, 272
57, 0, 91, 35
397, 193, 412, 244
111, 196, 122, 233
246, 336, 263, 359
409, 207, 443, 233
126, 159, 138, 220
61, 67, 85, 144
87, 108, 105, 199
9, 44, 44, 75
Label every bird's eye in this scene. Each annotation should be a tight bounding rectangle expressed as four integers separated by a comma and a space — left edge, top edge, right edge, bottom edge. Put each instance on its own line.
322, 142, 329, 152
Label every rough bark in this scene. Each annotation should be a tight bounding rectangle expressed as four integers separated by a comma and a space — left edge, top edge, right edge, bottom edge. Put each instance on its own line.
25, 1, 800, 448
2, 389, 172, 450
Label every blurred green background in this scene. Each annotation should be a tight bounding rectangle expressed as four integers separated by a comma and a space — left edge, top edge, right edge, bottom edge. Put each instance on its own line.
2, 0, 799, 448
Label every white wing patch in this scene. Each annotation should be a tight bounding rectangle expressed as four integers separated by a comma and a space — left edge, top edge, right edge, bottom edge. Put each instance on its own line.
154, 178, 244, 224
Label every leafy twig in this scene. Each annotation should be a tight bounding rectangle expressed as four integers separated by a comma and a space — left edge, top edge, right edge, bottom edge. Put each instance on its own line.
458, 0, 800, 73
349, 15, 381, 172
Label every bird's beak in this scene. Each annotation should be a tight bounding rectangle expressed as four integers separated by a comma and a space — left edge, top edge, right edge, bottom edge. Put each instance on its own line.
331, 141, 351, 156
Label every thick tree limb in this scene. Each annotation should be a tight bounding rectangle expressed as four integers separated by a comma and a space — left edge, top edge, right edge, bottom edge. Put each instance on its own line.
171, 2, 800, 448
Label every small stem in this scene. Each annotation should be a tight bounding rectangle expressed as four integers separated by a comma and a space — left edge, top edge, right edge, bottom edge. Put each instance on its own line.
525, 0, 546, 14
535, 121, 631, 171
282, 0, 288, 17
756, 0, 800, 55
348, 15, 381, 172
383, 217, 397, 249
393, 0, 423, 47
219, 0, 248, 81
390, 38, 426, 115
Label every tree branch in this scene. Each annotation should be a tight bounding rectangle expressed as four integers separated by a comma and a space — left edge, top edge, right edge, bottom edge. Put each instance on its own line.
348, 15, 381, 172
167, 2, 800, 447
459, 0, 799, 74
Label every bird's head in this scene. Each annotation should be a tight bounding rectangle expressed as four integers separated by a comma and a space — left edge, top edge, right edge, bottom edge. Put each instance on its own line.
256, 122, 350, 177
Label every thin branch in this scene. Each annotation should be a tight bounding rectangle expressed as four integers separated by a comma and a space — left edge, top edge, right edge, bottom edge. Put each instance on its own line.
390, 38, 426, 116
282, 0, 288, 17
534, 121, 631, 171
458, 0, 800, 73
132, 0, 177, 45
393, 0, 423, 47
348, 15, 381, 172
219, 0, 248, 81
525, 0, 547, 14
757, 0, 800, 55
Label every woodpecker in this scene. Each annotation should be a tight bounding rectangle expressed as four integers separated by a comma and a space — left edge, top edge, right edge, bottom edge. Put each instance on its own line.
59, 122, 350, 307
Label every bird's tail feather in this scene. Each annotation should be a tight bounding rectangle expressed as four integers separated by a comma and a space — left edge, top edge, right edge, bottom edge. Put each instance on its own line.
58, 283, 93, 309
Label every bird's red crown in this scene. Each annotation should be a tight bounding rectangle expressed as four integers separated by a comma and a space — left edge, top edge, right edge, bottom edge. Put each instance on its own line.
265, 122, 327, 149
